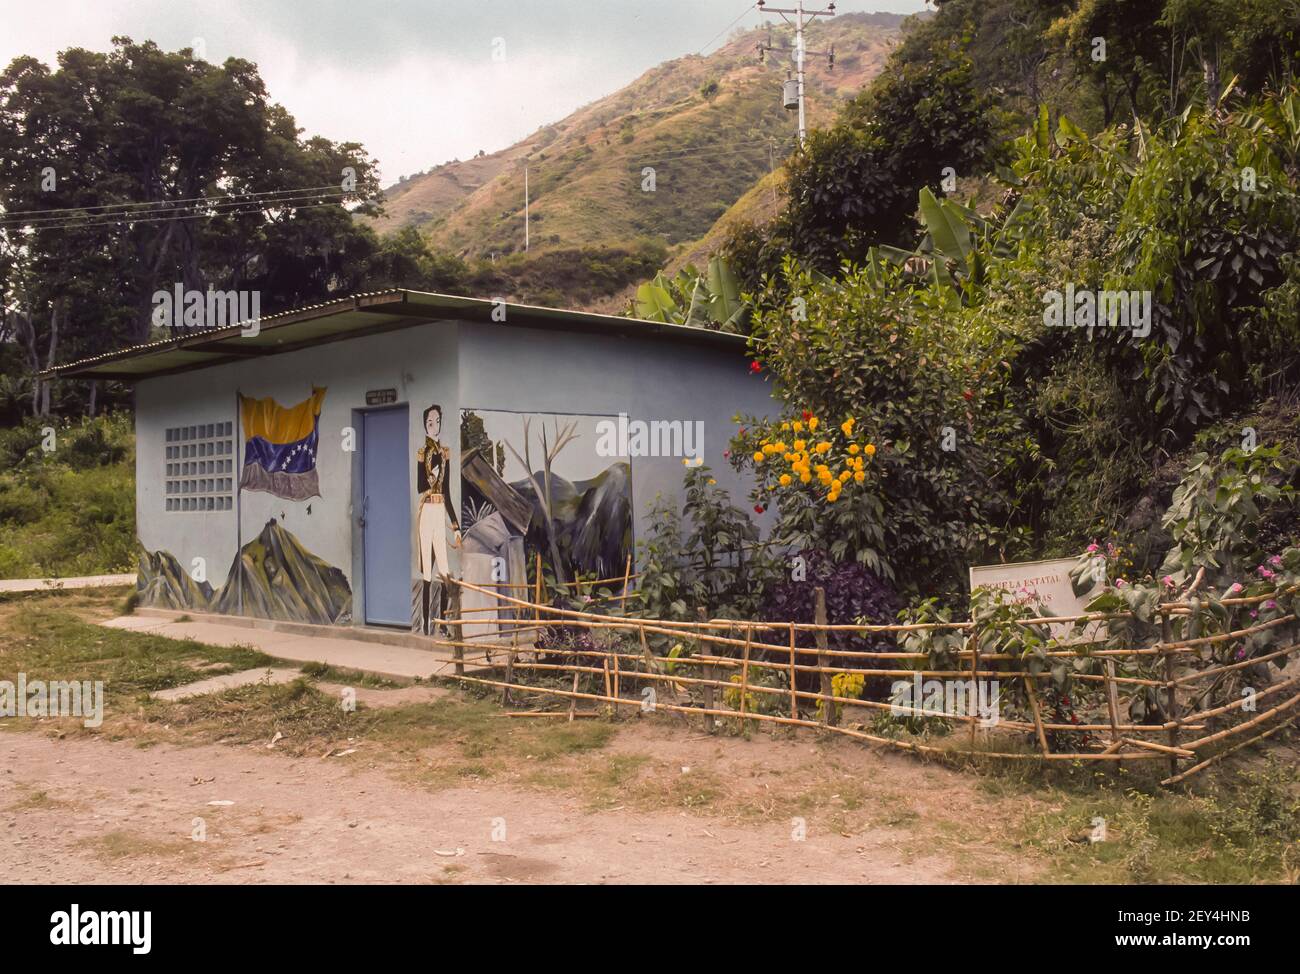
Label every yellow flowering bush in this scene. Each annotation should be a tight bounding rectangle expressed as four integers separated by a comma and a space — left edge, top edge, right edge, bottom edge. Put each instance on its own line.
733, 409, 888, 574
743, 411, 875, 506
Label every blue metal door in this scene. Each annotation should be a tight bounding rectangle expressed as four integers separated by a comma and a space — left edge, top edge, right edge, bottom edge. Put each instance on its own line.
362, 406, 411, 626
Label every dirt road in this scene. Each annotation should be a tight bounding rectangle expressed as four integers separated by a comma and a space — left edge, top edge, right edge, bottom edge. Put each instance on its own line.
0, 730, 1038, 884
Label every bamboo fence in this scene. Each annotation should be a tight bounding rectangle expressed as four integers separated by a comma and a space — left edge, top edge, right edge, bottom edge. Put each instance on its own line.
429, 575, 1300, 786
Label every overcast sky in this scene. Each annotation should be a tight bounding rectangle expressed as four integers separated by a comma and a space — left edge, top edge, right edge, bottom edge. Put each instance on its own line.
0, 0, 929, 184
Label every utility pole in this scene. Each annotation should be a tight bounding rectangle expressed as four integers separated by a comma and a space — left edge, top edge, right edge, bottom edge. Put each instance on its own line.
756, 0, 835, 147
524, 163, 529, 252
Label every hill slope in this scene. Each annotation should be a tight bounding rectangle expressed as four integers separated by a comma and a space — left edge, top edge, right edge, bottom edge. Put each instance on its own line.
370, 13, 906, 260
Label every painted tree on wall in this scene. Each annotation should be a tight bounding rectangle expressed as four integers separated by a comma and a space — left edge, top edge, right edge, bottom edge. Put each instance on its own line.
504, 417, 579, 587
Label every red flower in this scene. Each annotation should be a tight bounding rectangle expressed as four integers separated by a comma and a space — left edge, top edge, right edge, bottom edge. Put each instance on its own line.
754, 505, 765, 514
802, 410, 812, 421
962, 389, 973, 401
749, 360, 762, 373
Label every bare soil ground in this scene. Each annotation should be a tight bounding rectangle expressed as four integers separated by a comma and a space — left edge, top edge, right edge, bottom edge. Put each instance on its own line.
0, 721, 1043, 885
4, 589, 1294, 885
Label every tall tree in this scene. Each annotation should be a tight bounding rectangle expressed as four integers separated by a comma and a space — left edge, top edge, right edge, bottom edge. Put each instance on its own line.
0, 38, 384, 415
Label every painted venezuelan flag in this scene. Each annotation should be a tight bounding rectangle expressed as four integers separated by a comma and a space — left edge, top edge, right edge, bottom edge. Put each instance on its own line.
238, 387, 326, 501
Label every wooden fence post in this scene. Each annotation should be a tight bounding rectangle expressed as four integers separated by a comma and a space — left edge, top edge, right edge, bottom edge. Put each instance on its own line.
739, 627, 752, 719
501, 628, 517, 707
1104, 658, 1123, 764
451, 574, 464, 677
815, 587, 834, 727
1024, 673, 1050, 757
699, 607, 715, 733
1162, 609, 1180, 778
967, 629, 980, 751
788, 623, 799, 719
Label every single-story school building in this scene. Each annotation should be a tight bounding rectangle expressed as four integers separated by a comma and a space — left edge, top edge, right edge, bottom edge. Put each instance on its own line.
47, 290, 773, 637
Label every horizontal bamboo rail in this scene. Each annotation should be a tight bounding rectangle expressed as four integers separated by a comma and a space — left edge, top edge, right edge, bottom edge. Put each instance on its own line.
433, 576, 1300, 784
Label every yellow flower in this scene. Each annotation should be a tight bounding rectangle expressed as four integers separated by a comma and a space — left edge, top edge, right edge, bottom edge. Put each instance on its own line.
808, 417, 819, 431
792, 421, 803, 433
708, 478, 717, 485
793, 439, 806, 451
839, 470, 852, 482
816, 441, 831, 454
840, 420, 854, 436
799, 472, 812, 484
779, 473, 792, 487
753, 451, 764, 463
848, 444, 860, 456
780, 422, 790, 431
826, 492, 838, 503
853, 457, 864, 471
865, 443, 876, 456
854, 470, 865, 483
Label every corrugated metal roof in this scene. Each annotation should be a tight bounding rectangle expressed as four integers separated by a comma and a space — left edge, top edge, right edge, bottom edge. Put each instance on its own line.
43, 289, 746, 381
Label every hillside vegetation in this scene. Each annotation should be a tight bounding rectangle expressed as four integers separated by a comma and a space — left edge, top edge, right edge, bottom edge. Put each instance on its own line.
370, 13, 904, 258
0, 415, 135, 577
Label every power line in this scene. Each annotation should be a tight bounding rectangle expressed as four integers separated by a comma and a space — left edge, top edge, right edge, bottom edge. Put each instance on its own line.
1, 189, 357, 232
3, 197, 358, 234
0, 183, 350, 220
697, 2, 759, 56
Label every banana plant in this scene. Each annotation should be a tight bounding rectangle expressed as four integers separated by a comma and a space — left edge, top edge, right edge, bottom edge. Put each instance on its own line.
870, 185, 1033, 302
632, 256, 749, 332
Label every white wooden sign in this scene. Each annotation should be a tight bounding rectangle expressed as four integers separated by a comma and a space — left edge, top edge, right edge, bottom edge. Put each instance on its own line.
969, 556, 1097, 638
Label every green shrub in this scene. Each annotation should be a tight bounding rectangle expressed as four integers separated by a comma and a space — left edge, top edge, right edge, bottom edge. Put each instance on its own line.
0, 413, 135, 577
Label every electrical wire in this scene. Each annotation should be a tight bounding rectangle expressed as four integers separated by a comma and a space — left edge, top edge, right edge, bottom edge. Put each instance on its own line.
0, 183, 350, 219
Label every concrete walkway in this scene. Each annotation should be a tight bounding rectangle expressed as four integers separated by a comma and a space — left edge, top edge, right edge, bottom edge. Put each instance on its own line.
151, 667, 303, 701
101, 614, 494, 682
0, 573, 135, 593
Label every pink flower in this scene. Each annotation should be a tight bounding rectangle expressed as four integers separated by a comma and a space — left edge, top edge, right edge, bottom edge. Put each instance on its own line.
1265, 599, 1278, 609
1161, 575, 1175, 588
1086, 543, 1100, 554
1115, 579, 1127, 588
1270, 555, 1283, 568
1226, 583, 1243, 596
1258, 566, 1276, 579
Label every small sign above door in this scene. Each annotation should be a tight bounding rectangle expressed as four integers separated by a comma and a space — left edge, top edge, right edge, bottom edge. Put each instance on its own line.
365, 389, 397, 406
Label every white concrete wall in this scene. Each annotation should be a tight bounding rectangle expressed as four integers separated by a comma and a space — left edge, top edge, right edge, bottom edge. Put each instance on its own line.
458, 321, 776, 539
136, 323, 459, 606
134, 316, 774, 625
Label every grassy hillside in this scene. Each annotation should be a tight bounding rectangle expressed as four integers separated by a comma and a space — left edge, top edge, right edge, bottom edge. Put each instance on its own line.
369, 13, 905, 260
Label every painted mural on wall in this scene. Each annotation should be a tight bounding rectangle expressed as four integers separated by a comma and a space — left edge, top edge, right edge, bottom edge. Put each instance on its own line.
458, 409, 633, 637
137, 518, 352, 625
239, 386, 326, 500
413, 403, 462, 636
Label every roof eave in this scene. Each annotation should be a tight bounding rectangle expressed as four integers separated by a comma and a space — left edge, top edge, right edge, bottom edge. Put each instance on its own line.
42, 289, 746, 381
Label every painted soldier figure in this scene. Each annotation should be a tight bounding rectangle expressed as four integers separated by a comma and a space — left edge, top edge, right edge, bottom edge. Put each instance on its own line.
416, 404, 461, 635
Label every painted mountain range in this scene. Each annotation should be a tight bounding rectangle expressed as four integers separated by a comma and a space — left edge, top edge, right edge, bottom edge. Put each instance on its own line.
138, 518, 351, 625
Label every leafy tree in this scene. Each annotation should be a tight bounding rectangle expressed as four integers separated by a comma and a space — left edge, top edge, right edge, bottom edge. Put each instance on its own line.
0, 38, 384, 415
